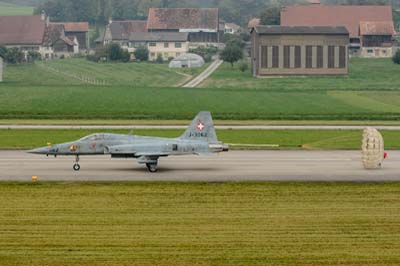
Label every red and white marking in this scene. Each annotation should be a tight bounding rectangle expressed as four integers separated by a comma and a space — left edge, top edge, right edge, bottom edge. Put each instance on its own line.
196, 120, 205, 131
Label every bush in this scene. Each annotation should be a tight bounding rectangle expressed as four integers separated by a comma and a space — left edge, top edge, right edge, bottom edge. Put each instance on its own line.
393, 49, 400, 64
87, 43, 131, 63
27, 51, 41, 63
155, 54, 164, 64
239, 60, 248, 72
133, 46, 149, 61
86, 53, 101, 62
4, 47, 24, 64
121, 50, 131, 63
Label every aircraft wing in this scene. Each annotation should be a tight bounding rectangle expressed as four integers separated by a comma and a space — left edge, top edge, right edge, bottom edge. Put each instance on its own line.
105, 145, 170, 157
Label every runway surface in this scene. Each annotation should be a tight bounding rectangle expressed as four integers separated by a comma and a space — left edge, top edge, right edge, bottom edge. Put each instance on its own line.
0, 150, 399, 182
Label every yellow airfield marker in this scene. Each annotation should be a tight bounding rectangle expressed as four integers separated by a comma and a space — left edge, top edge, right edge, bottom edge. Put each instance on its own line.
32, 176, 38, 182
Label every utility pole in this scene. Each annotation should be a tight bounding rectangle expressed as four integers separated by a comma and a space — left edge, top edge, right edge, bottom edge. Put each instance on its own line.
0, 56, 3, 82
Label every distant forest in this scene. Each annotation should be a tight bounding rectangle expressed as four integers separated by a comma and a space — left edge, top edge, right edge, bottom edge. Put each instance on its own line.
2, 0, 400, 26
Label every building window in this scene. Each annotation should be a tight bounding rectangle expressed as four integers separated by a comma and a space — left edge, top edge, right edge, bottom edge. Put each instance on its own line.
367, 49, 374, 54
306, 46, 313, 69
150, 52, 155, 58
339, 46, 346, 68
272, 46, 279, 68
175, 42, 182, 48
149, 42, 156, 47
328, 46, 335, 68
176, 52, 181, 57
283, 46, 290, 68
164, 52, 169, 58
317, 46, 323, 68
294, 46, 301, 68
164, 42, 169, 48
261, 46, 268, 68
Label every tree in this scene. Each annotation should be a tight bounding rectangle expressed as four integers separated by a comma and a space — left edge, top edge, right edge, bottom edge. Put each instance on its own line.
220, 44, 243, 67
393, 49, 400, 65
260, 6, 281, 25
133, 46, 149, 61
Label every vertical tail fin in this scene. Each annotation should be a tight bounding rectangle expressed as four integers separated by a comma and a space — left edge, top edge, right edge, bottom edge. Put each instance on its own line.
180, 111, 218, 142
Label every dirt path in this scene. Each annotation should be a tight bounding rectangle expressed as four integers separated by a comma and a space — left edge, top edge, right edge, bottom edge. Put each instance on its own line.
183, 59, 223, 88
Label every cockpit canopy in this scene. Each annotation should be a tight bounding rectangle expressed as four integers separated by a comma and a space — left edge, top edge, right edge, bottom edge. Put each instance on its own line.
78, 134, 104, 142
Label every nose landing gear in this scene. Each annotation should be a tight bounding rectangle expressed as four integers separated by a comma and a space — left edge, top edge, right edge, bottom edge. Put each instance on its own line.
73, 155, 80, 171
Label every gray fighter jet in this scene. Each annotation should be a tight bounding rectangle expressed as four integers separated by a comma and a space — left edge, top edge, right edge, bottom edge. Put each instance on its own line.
28, 112, 229, 172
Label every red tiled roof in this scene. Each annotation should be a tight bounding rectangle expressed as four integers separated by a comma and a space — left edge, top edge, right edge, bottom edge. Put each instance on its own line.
147, 8, 218, 31
109, 20, 147, 40
0, 15, 45, 45
281, 5, 393, 38
359, 21, 395, 36
51, 22, 89, 32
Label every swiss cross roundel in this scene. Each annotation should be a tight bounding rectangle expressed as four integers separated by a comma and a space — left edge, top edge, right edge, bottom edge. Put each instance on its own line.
196, 120, 205, 131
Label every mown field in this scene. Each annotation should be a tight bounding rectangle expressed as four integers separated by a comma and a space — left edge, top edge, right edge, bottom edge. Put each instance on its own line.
1, 58, 400, 120
2, 129, 400, 150
1, 182, 399, 266
1, 85, 400, 120
5, 59, 206, 87
202, 58, 400, 90
0, 1, 33, 16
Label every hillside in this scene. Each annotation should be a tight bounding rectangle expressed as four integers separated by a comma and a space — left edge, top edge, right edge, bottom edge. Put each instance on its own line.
0, 1, 33, 15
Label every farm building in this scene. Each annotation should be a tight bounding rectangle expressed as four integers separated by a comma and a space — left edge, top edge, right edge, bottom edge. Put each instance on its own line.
0, 15, 47, 56
0, 14, 88, 59
147, 8, 220, 47
50, 22, 89, 51
281, 5, 396, 58
43, 24, 78, 58
250, 25, 349, 76
129, 32, 189, 61
102, 20, 148, 49
169, 53, 205, 68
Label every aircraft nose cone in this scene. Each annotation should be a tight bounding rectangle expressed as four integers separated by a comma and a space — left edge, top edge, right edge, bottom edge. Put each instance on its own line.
27, 146, 50, 154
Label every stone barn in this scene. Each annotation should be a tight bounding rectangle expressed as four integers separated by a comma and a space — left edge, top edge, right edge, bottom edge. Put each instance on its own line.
251, 25, 349, 76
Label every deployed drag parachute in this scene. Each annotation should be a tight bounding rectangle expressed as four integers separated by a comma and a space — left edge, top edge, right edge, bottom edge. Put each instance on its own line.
361, 127, 387, 169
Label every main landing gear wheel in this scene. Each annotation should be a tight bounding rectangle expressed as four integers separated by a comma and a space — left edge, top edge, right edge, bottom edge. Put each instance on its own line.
73, 155, 80, 171
146, 163, 158, 173
73, 164, 80, 171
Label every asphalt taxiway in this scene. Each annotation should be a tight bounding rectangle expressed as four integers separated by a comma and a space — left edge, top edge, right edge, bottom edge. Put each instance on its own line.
0, 150, 399, 182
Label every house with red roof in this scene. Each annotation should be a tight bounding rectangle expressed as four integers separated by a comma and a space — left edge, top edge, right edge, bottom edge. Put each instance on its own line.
0, 14, 89, 59
281, 5, 396, 57
147, 8, 219, 47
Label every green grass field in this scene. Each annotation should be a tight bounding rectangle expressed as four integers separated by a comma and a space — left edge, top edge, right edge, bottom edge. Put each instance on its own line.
2, 129, 400, 150
202, 58, 400, 90
0, 2, 33, 16
6, 59, 206, 87
1, 182, 399, 266
1, 58, 400, 120
1, 85, 400, 120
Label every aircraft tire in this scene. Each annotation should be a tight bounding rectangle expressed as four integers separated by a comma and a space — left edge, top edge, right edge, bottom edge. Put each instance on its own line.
73, 164, 81, 171
146, 163, 158, 173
